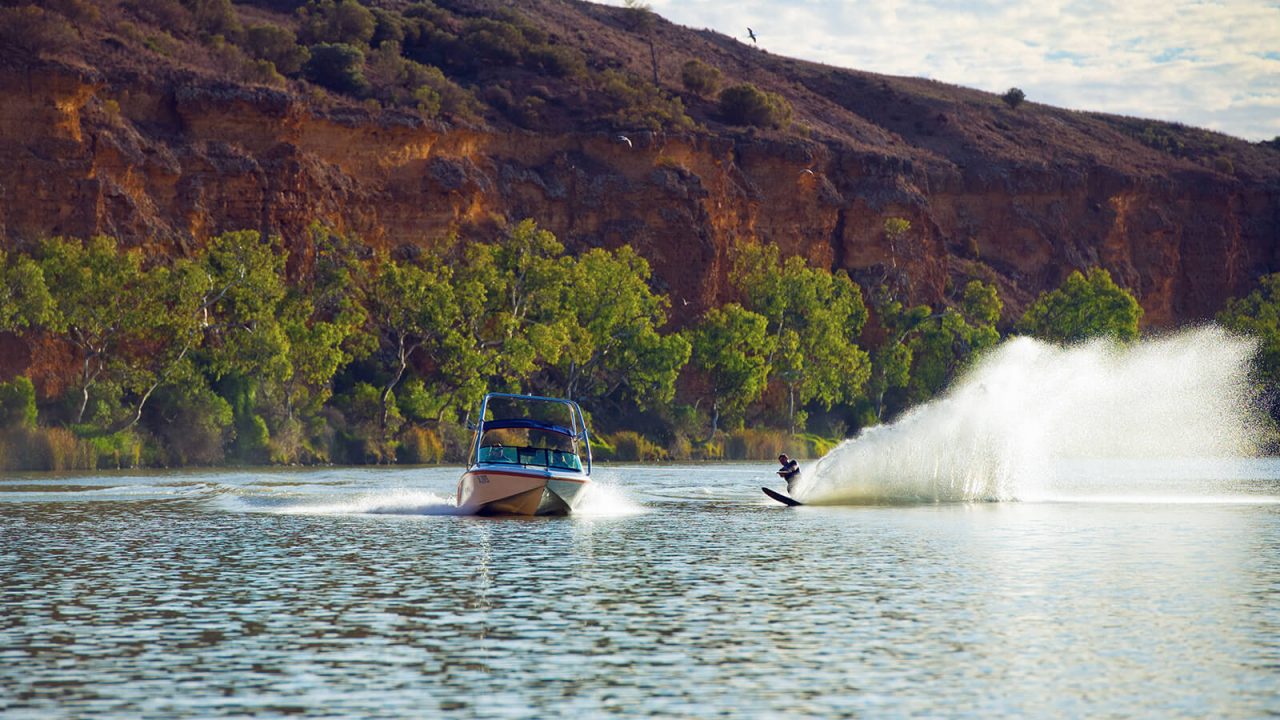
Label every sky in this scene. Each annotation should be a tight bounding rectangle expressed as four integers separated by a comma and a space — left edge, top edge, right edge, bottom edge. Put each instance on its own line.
605, 0, 1280, 141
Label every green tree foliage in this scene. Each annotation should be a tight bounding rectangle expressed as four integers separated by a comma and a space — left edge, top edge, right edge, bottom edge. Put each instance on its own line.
244, 23, 309, 75
198, 231, 289, 384
461, 17, 529, 65
554, 246, 691, 410
1018, 268, 1143, 344
146, 378, 232, 466
719, 83, 792, 129
370, 8, 407, 48
882, 216, 912, 283
304, 42, 369, 96
1001, 87, 1026, 109
457, 220, 576, 394
681, 59, 721, 96
733, 243, 871, 432
366, 254, 469, 427
1217, 273, 1280, 392
35, 237, 154, 426
687, 304, 771, 438
866, 289, 929, 421
905, 281, 1003, 402
0, 250, 52, 331
0, 377, 38, 429
599, 70, 694, 132
365, 41, 477, 115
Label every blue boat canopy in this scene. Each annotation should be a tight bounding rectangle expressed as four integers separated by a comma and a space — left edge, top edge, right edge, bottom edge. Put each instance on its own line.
481, 418, 577, 437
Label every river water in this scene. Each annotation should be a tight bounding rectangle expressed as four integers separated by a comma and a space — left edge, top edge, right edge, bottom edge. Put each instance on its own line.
2, 461, 1278, 718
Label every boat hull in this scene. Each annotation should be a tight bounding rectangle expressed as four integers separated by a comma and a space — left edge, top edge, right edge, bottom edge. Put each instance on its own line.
456, 467, 591, 516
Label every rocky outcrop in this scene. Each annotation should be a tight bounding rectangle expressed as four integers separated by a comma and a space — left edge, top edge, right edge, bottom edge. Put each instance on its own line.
1, 57, 1277, 332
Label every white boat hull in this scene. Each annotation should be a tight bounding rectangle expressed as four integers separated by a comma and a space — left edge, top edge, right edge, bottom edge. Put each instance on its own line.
456, 466, 591, 516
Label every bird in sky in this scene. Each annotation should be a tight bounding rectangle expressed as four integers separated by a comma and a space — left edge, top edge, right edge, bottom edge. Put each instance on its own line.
617, 134, 632, 148
747, 27, 757, 43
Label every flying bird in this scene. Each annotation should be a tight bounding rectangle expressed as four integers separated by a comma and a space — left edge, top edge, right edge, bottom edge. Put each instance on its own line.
617, 134, 632, 148
747, 27, 757, 43
800, 169, 815, 175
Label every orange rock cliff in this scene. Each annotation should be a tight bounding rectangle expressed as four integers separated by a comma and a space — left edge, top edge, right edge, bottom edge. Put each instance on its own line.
1, 1, 1277, 337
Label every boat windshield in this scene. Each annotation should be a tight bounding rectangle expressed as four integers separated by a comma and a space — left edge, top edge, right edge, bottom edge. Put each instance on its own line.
477, 427, 583, 471
474, 396, 585, 471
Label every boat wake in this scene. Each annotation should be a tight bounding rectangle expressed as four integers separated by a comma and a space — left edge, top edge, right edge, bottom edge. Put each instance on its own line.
214, 479, 644, 517
795, 326, 1270, 505
220, 488, 464, 516
573, 477, 646, 516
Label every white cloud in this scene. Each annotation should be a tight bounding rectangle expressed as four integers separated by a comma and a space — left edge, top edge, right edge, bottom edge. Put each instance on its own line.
615, 0, 1280, 140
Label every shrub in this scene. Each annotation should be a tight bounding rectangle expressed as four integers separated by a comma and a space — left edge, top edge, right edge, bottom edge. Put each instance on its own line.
461, 17, 527, 65
147, 382, 232, 466
438, 421, 472, 463
305, 42, 369, 96
371, 8, 407, 48
0, 377, 37, 429
43, 0, 100, 23
0, 6, 79, 56
667, 434, 693, 461
680, 59, 720, 96
187, 0, 242, 42
600, 69, 695, 132
244, 23, 309, 75
397, 425, 443, 464
1001, 87, 1026, 109
298, 0, 376, 46
0, 426, 95, 471
122, 0, 191, 33
527, 44, 586, 78
1213, 156, 1234, 174
723, 427, 790, 460
605, 430, 666, 461
718, 83, 792, 129
84, 430, 145, 469
621, 0, 656, 34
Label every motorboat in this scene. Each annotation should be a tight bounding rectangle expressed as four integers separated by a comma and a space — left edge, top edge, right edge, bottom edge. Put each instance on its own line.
456, 392, 594, 515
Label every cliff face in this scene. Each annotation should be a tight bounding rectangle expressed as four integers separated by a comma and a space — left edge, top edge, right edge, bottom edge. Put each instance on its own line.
1, 7, 1277, 332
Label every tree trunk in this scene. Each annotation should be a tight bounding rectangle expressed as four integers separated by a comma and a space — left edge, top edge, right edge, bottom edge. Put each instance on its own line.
381, 336, 409, 428
705, 398, 720, 444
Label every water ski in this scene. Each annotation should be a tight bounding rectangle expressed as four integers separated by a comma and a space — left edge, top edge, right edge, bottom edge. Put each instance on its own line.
762, 486, 802, 506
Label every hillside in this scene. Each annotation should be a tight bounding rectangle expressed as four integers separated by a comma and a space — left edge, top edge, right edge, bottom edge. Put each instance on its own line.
2, 0, 1278, 329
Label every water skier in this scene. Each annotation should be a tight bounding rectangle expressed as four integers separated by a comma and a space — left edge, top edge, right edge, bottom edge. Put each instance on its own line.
776, 453, 800, 494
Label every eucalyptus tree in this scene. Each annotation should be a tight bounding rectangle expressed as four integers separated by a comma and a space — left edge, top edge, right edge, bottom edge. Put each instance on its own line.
686, 303, 772, 439
1218, 273, 1280, 394
1018, 267, 1142, 343
552, 246, 690, 411
366, 253, 470, 428
733, 242, 871, 432
905, 280, 1003, 403
275, 226, 373, 422
0, 249, 51, 332
35, 236, 154, 426
454, 219, 577, 397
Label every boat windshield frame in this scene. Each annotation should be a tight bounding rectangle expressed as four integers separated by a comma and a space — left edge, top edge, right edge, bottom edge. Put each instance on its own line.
467, 393, 593, 474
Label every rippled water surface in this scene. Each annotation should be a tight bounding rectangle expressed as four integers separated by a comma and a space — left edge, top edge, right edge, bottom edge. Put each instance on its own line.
2, 463, 1279, 718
